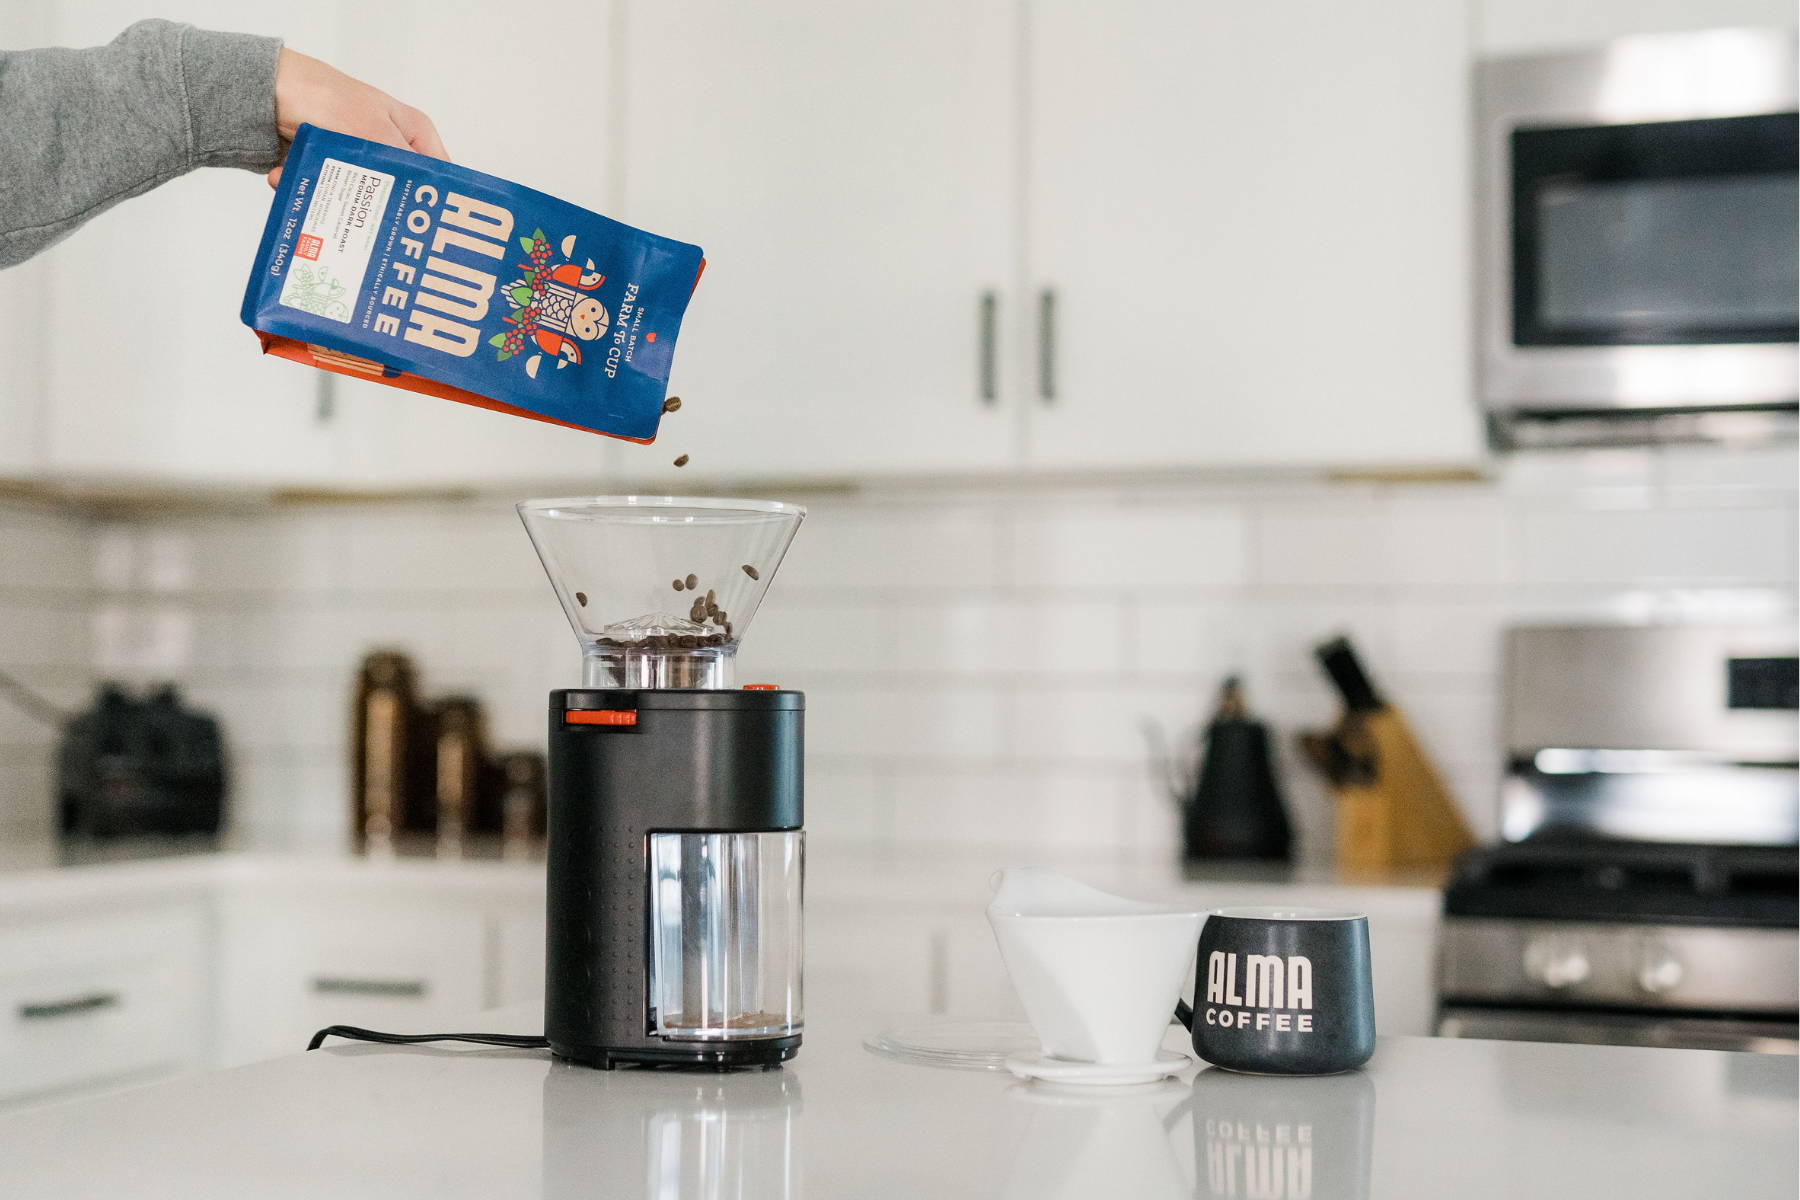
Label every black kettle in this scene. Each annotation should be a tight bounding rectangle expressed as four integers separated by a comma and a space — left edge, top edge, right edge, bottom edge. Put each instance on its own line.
1169, 676, 1291, 862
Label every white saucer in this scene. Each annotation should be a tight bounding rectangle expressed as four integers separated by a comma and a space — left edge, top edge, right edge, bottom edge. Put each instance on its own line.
1004, 1050, 1191, 1087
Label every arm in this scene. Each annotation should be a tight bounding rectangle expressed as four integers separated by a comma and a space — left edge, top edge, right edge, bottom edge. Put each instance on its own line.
0, 20, 447, 269
0, 19, 279, 268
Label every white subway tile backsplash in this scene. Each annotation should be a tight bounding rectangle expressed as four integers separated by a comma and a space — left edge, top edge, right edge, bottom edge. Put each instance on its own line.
0, 504, 91, 594
888, 767, 1130, 851
1129, 600, 1253, 679
746, 599, 895, 676
1520, 506, 1794, 586
1009, 682, 1202, 768
181, 511, 343, 595
0, 603, 88, 669
1252, 500, 1391, 588
2, 439, 1788, 857
1657, 443, 1798, 493
893, 598, 1124, 677
778, 502, 1005, 593
804, 681, 1006, 762
1386, 600, 1507, 678
804, 762, 891, 848
1008, 503, 1249, 590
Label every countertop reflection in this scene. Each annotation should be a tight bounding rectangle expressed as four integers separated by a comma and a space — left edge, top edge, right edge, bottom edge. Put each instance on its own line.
0, 1007, 1791, 1199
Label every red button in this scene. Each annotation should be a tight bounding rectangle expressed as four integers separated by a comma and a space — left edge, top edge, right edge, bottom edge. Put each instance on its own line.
565, 709, 638, 726
742, 684, 780, 691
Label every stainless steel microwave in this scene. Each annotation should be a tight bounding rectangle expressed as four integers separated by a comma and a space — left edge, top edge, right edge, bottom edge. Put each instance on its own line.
1479, 29, 1798, 448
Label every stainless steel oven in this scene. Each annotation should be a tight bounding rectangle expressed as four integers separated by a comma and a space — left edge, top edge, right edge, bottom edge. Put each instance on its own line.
1479, 28, 1799, 447
1435, 623, 1799, 1055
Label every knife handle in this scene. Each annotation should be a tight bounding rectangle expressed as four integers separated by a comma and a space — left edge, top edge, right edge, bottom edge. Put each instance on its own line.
1315, 636, 1384, 712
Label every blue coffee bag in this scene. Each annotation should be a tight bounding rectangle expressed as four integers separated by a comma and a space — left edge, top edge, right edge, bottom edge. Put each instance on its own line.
242, 125, 703, 442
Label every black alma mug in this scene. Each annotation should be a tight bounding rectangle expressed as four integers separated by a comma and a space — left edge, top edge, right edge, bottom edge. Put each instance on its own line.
1176, 906, 1375, 1075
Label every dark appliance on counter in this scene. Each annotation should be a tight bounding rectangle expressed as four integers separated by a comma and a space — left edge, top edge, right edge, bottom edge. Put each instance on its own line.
1434, 623, 1799, 1053
1178, 677, 1291, 863
1479, 27, 1798, 448
58, 684, 226, 838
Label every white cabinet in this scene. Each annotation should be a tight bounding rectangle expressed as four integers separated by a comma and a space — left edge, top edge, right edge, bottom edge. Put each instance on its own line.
215, 890, 489, 1066
0, 902, 207, 1108
614, 0, 1020, 484
39, 0, 626, 490
322, 0, 628, 489
41, 0, 341, 487
31, 0, 1486, 488
1021, 0, 1482, 470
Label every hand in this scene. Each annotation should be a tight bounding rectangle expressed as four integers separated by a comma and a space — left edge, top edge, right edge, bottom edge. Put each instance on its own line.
269, 48, 447, 186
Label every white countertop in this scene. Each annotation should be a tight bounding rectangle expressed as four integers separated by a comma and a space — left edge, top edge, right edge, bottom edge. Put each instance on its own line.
0, 1003, 1790, 1199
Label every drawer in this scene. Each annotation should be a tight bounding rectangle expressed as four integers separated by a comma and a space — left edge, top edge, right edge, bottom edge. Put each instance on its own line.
217, 898, 489, 1066
0, 904, 207, 1104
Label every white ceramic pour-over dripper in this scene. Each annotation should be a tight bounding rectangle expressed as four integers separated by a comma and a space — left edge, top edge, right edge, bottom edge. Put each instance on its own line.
987, 868, 1204, 1066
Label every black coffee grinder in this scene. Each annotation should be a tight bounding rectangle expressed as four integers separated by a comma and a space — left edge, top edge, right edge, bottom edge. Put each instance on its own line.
520, 496, 807, 1070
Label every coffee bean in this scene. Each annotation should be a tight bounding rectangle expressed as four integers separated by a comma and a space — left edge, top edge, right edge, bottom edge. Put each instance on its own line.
685, 574, 698, 590
741, 564, 759, 580
724, 621, 733, 637
690, 600, 706, 622
574, 591, 587, 607
673, 454, 689, 468
706, 589, 716, 607
663, 396, 682, 413
672, 578, 685, 591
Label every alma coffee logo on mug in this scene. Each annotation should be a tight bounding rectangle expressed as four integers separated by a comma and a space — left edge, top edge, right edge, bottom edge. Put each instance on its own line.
1202, 951, 1316, 1032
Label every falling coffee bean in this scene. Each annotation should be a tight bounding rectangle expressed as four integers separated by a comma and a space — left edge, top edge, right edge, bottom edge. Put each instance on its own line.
741, 564, 760, 580
685, 574, 698, 590
690, 599, 706, 622
575, 592, 588, 607
706, 589, 716, 607
663, 396, 682, 413
672, 578, 685, 591
673, 454, 689, 468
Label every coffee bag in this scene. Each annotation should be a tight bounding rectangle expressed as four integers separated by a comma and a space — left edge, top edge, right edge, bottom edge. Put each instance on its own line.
241, 125, 704, 442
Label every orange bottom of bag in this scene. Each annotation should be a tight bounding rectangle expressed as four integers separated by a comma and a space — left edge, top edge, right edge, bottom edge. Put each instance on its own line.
255, 333, 657, 445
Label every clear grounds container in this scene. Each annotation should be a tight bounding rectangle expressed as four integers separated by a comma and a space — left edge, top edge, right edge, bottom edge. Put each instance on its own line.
648, 831, 804, 1041
516, 496, 805, 690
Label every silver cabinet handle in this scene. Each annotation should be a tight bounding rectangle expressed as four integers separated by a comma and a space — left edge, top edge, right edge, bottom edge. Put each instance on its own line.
978, 290, 999, 406
1037, 287, 1056, 404
310, 977, 427, 998
19, 992, 119, 1020
316, 372, 337, 424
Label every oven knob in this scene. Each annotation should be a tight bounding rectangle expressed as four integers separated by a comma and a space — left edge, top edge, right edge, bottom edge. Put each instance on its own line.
1635, 944, 1685, 996
1523, 938, 1590, 990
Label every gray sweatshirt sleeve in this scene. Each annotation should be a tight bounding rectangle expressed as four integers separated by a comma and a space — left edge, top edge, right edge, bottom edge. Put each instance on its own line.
0, 19, 282, 268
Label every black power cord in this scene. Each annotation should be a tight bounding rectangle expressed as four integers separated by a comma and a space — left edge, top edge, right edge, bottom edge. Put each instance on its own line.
307, 1025, 549, 1052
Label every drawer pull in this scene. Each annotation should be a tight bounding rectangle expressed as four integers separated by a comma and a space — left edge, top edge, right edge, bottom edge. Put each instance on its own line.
310, 977, 427, 998
19, 992, 119, 1021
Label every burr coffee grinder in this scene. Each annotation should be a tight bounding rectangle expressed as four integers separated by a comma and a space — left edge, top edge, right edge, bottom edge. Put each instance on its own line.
518, 496, 806, 1070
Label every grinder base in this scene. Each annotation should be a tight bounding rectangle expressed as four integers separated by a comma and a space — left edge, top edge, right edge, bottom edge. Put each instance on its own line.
551, 1034, 801, 1072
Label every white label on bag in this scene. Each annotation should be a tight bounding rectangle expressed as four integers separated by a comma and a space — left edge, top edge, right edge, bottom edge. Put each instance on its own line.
279, 158, 394, 324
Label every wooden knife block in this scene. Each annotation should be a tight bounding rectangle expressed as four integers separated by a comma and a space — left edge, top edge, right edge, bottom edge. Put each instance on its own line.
1329, 707, 1474, 871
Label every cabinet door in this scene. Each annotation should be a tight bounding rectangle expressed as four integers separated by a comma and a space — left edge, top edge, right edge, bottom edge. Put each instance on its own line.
42, 0, 341, 486
1024, 0, 1482, 469
215, 893, 489, 1067
0, 903, 207, 1107
614, 0, 1019, 484
324, 0, 626, 488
